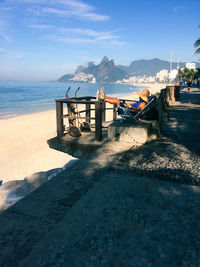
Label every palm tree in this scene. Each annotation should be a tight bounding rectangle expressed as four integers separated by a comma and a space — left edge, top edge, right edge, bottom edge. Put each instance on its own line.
177, 68, 196, 82
194, 25, 200, 55
194, 38, 200, 55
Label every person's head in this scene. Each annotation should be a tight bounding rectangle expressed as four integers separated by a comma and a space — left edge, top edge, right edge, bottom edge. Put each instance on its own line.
137, 89, 150, 103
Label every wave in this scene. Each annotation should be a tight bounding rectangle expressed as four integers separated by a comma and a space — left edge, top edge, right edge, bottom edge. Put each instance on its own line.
0, 114, 20, 120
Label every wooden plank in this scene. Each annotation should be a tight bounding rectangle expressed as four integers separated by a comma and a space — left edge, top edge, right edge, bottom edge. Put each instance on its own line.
56, 101, 64, 137
62, 115, 95, 120
101, 101, 106, 123
56, 99, 96, 104
113, 108, 117, 120
95, 101, 102, 141
86, 103, 91, 123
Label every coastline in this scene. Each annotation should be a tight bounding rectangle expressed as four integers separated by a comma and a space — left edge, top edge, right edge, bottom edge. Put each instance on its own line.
0, 83, 166, 184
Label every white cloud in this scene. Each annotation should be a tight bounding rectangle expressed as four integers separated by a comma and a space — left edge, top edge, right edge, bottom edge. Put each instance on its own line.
35, 6, 109, 21
0, 0, 112, 45
29, 24, 52, 30
53, 35, 126, 46
10, 0, 110, 21
0, 20, 11, 42
28, 24, 126, 46
0, 32, 11, 42
42, 25, 125, 45
60, 27, 119, 39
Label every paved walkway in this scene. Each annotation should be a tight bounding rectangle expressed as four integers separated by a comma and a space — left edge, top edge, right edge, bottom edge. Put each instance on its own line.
0, 88, 200, 266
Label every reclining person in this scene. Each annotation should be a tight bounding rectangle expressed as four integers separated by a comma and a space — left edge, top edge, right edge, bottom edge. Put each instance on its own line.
98, 88, 150, 113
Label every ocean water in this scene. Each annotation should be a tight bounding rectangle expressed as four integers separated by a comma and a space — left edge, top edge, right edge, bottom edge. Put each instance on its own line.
0, 81, 143, 118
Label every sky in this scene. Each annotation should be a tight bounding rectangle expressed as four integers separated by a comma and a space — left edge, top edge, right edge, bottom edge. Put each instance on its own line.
0, 0, 200, 81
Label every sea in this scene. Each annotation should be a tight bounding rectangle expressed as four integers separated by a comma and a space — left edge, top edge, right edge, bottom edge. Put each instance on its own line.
0, 81, 144, 119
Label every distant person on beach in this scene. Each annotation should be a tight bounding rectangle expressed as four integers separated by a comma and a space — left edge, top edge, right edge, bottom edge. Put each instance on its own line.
187, 80, 192, 93
97, 88, 150, 112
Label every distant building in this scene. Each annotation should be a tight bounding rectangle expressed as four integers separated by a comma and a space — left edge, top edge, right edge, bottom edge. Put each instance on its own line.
169, 69, 178, 80
185, 62, 196, 70
156, 69, 168, 82
90, 77, 96, 83
148, 76, 156, 83
69, 72, 94, 82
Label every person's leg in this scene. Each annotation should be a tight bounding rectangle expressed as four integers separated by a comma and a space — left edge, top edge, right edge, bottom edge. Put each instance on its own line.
104, 96, 120, 105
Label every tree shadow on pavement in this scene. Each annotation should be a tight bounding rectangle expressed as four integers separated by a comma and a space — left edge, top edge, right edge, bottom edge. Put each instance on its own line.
161, 91, 200, 156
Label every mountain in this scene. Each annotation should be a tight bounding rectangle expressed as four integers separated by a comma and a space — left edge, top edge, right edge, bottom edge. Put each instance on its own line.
84, 56, 128, 82
75, 61, 96, 74
58, 56, 128, 83
57, 73, 74, 83
58, 57, 200, 83
117, 58, 187, 77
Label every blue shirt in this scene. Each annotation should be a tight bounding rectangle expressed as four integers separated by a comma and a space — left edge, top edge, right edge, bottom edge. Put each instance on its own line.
130, 101, 142, 108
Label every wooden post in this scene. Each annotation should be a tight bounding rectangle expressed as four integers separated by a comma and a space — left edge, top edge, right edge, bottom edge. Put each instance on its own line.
56, 101, 64, 137
175, 86, 180, 100
113, 105, 117, 121
86, 103, 91, 123
95, 101, 102, 141
166, 87, 170, 106
169, 86, 173, 102
101, 101, 106, 122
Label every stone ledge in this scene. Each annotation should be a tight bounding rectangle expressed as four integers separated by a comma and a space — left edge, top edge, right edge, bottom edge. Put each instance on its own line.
108, 119, 160, 144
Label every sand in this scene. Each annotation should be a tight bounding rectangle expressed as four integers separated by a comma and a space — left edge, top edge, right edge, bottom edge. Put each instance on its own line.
0, 109, 73, 183
0, 83, 166, 184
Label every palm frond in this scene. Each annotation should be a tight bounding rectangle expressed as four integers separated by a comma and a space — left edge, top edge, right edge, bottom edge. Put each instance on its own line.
194, 39, 200, 47
195, 47, 200, 55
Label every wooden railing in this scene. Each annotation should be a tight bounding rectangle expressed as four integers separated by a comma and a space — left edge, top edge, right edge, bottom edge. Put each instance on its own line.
55, 96, 117, 141
55, 85, 182, 142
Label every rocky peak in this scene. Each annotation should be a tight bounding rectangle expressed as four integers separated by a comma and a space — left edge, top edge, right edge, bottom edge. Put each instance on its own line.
75, 61, 95, 73
99, 56, 115, 72
58, 56, 127, 83
100, 56, 109, 64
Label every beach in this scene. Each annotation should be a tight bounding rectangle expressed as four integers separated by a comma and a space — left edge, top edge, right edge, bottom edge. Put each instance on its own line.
0, 83, 166, 184
0, 109, 73, 183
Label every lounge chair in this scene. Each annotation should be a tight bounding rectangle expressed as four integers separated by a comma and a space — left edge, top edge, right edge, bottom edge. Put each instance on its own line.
118, 95, 158, 122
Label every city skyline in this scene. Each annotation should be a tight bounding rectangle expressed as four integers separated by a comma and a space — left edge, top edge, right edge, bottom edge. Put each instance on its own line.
0, 0, 200, 81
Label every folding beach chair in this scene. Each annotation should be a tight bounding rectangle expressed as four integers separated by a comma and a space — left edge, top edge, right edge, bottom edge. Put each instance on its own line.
118, 95, 157, 123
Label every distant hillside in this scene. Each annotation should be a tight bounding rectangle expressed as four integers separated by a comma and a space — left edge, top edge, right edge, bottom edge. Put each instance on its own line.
58, 73, 74, 83
58, 57, 200, 83
84, 56, 128, 82
117, 58, 187, 77
58, 56, 128, 83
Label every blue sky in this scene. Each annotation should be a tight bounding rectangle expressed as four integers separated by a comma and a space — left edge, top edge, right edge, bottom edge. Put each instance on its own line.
0, 0, 199, 81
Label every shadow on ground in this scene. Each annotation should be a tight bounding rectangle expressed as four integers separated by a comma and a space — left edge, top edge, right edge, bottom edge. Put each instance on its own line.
161, 90, 200, 156
0, 136, 200, 266
0, 89, 199, 265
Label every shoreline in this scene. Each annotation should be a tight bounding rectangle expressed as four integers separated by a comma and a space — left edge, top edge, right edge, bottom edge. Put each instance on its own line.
0, 83, 166, 121
0, 109, 73, 183
0, 83, 166, 185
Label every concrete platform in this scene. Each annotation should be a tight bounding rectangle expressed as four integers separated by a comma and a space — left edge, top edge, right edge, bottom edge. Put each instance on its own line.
108, 119, 160, 144
47, 130, 108, 158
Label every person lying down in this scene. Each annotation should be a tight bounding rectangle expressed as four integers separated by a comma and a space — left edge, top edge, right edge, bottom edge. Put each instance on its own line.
97, 88, 150, 113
